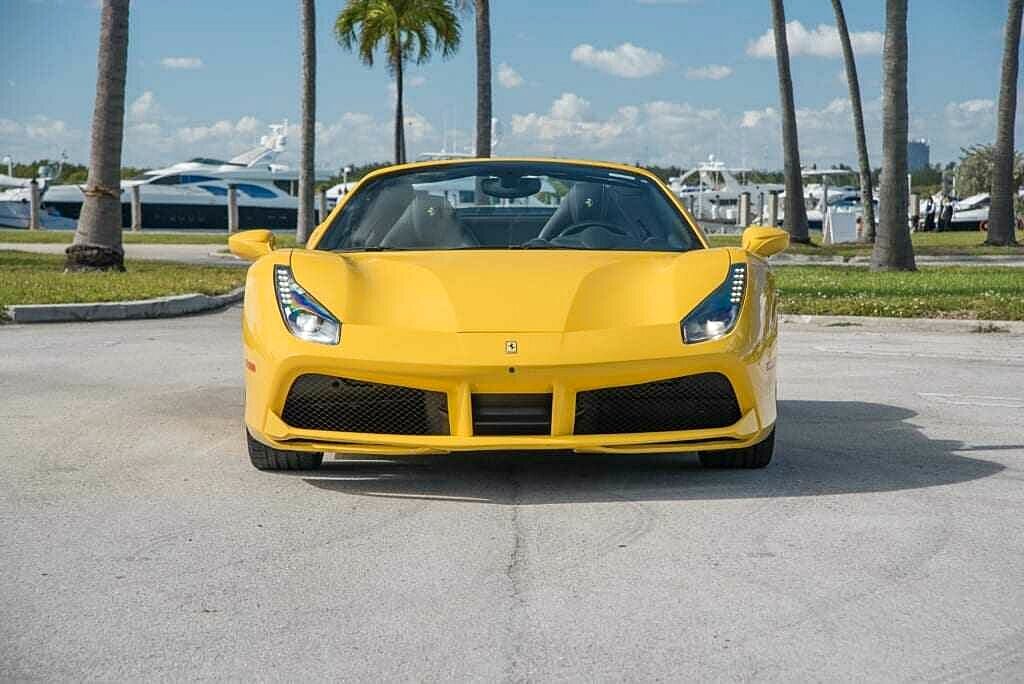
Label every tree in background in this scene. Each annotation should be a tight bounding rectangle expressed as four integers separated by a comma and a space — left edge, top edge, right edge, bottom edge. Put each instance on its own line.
335, 0, 460, 164
297, 0, 317, 244
957, 144, 1024, 199
769, 0, 809, 242
873, 0, 915, 271
831, 0, 876, 242
987, 0, 1023, 246
65, 0, 130, 272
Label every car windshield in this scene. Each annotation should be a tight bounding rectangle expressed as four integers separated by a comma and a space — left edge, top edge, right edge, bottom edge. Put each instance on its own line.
315, 161, 702, 253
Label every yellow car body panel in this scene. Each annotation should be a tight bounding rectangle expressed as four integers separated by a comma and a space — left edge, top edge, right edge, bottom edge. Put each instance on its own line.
239, 158, 782, 456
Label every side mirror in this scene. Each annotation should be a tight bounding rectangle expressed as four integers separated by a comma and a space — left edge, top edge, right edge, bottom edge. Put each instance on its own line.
741, 226, 789, 258
228, 229, 276, 260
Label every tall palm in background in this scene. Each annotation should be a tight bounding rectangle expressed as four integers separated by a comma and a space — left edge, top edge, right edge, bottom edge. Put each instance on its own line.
830, 0, 876, 243
66, 0, 130, 272
297, 0, 317, 244
335, 0, 460, 164
769, 0, 809, 243
987, 0, 1023, 246
873, 0, 915, 270
457, 0, 492, 157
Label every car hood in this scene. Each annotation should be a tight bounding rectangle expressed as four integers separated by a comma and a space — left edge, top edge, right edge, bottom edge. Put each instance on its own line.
289, 248, 732, 334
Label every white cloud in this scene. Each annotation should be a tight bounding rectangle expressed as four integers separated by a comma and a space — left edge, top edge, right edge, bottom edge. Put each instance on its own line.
129, 91, 158, 122
550, 92, 590, 120
746, 21, 883, 59
740, 108, 776, 129
944, 99, 995, 130
497, 62, 524, 89
685, 64, 733, 80
160, 56, 204, 70
408, 75, 426, 87
570, 42, 667, 78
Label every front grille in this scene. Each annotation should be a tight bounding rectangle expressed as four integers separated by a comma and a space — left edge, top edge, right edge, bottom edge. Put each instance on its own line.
573, 372, 740, 435
472, 394, 552, 435
282, 374, 449, 435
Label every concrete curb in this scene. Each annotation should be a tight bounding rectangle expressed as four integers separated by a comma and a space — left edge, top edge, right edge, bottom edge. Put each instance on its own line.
782, 313, 1024, 334
5, 287, 244, 324
771, 254, 1024, 267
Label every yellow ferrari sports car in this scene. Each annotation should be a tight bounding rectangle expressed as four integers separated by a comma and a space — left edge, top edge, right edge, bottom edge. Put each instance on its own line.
229, 158, 788, 471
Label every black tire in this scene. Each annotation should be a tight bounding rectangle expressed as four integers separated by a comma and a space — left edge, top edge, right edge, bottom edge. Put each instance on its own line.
699, 428, 775, 469
246, 429, 323, 471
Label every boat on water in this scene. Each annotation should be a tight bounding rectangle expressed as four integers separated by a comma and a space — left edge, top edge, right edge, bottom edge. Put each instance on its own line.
668, 157, 784, 222
774, 168, 874, 231
42, 122, 334, 231
0, 156, 78, 229
950, 193, 989, 230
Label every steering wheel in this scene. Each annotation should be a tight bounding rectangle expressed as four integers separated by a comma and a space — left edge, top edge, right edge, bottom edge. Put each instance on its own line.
552, 220, 631, 239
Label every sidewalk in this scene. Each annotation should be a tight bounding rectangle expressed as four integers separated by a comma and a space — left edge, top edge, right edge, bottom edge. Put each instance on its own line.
0, 242, 244, 267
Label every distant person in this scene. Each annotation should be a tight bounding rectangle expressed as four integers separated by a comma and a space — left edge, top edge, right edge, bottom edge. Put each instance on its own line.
939, 197, 954, 231
923, 197, 936, 231
855, 215, 864, 241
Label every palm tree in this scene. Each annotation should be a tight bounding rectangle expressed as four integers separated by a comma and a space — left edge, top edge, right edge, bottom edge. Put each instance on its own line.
335, 0, 460, 164
987, 0, 1023, 246
458, 0, 492, 157
872, 0, 916, 270
831, 0, 876, 242
297, 0, 317, 244
769, 0, 809, 243
65, 0, 130, 272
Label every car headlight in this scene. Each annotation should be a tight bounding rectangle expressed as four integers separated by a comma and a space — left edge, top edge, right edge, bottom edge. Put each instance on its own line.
274, 265, 341, 345
680, 263, 746, 344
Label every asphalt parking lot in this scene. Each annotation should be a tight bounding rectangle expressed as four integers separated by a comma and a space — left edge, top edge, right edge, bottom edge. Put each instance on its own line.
2, 308, 1023, 681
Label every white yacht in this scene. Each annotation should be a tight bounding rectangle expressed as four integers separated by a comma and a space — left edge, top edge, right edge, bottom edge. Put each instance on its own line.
950, 193, 989, 230
0, 155, 77, 229
43, 123, 333, 231
669, 157, 783, 222
773, 168, 871, 230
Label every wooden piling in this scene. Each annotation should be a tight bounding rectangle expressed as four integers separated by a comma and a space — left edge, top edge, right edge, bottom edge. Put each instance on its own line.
28, 179, 40, 231
227, 184, 239, 234
130, 185, 142, 232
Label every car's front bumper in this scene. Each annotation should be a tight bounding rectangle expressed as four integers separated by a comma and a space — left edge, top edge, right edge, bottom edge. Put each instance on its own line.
244, 320, 777, 456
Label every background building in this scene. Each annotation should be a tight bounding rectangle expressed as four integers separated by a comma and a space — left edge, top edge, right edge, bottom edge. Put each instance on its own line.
908, 139, 931, 171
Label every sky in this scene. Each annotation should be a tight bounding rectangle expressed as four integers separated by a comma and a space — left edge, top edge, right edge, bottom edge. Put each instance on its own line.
0, 0, 1018, 172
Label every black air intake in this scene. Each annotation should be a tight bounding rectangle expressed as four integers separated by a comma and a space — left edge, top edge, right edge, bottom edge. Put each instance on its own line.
573, 373, 741, 435
282, 374, 449, 435
472, 394, 553, 436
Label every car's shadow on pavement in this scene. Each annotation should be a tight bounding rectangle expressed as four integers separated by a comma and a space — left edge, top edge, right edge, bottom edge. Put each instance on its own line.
299, 400, 1009, 504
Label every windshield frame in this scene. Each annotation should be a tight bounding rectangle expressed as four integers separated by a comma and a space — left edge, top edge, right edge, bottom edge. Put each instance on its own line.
308, 159, 707, 254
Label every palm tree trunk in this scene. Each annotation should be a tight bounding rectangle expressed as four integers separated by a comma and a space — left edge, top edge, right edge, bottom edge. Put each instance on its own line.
872, 0, 916, 270
297, 0, 317, 244
831, 0, 876, 242
987, 0, 1023, 246
66, 0, 130, 272
770, 0, 809, 243
394, 50, 406, 164
474, 0, 492, 158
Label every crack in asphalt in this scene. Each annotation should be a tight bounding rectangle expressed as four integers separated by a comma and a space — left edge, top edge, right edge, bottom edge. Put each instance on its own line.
504, 463, 528, 684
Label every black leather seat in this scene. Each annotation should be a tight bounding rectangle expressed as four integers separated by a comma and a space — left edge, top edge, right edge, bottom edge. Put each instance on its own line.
380, 191, 479, 249
538, 181, 687, 249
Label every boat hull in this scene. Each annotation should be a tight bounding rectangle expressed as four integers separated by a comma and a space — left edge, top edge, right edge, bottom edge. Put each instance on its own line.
47, 201, 300, 232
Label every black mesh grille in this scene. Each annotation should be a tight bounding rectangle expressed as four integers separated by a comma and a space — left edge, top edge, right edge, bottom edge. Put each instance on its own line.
282, 374, 449, 435
573, 372, 740, 435
472, 394, 552, 436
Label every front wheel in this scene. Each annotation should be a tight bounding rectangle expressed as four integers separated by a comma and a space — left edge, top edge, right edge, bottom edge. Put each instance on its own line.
246, 429, 323, 471
699, 428, 775, 469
